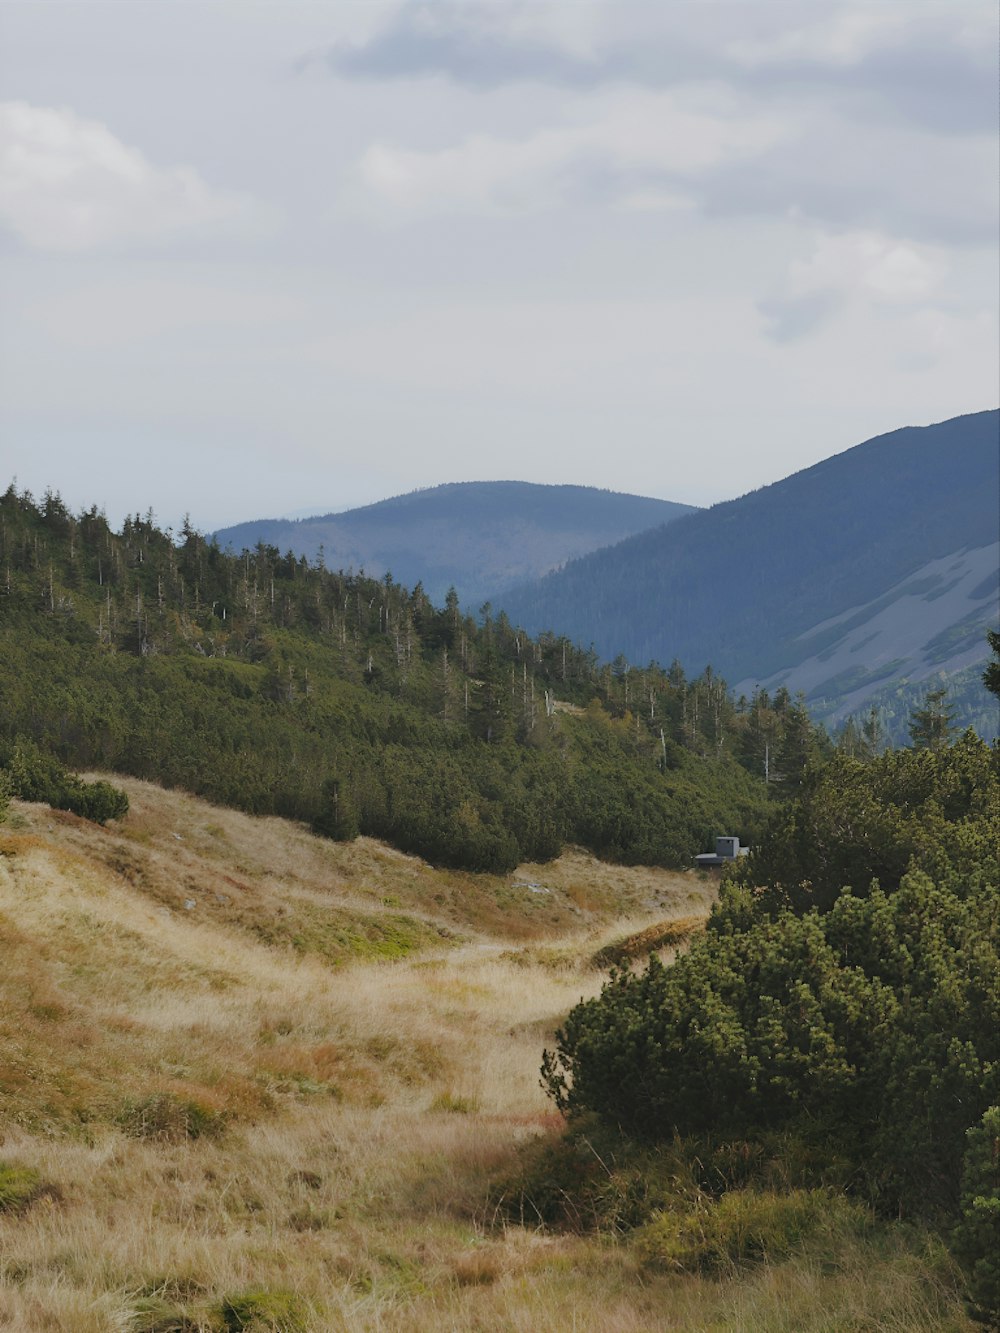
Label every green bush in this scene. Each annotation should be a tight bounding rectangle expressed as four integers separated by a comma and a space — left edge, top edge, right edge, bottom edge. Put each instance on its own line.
544, 732, 1000, 1220
543, 872, 1000, 1215
489, 1122, 706, 1235
65, 777, 129, 824
1, 737, 128, 824
953, 1105, 1000, 1327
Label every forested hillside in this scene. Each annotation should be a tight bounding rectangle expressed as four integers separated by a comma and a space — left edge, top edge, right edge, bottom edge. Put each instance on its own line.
500, 411, 999, 734
212, 481, 697, 608
0, 485, 824, 873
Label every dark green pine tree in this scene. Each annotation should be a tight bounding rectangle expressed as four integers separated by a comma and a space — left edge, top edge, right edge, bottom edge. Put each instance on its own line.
837, 716, 864, 758
908, 686, 955, 751
774, 694, 819, 794
984, 628, 1000, 701
860, 704, 886, 758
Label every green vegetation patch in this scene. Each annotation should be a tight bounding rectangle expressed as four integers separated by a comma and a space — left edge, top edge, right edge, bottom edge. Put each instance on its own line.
253, 903, 447, 965
429, 1090, 479, 1115
634, 1187, 873, 1273
0, 1161, 45, 1214
807, 657, 906, 701
217, 1288, 309, 1332
952, 1105, 1000, 1327
1, 737, 128, 824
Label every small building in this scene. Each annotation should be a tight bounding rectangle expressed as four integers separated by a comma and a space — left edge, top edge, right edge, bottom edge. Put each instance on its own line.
694, 835, 749, 869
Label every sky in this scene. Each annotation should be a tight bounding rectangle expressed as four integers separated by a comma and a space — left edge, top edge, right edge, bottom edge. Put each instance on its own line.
0, 0, 997, 533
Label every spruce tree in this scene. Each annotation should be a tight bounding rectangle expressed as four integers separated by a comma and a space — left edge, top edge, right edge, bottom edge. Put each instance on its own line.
984, 629, 1000, 701
908, 686, 954, 751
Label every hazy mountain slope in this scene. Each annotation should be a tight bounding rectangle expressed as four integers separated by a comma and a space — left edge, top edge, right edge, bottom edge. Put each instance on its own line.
500, 411, 999, 727
212, 481, 697, 606
738, 541, 998, 724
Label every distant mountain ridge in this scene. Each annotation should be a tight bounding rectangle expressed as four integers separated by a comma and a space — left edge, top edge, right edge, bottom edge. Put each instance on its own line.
213, 481, 698, 607
498, 410, 1000, 734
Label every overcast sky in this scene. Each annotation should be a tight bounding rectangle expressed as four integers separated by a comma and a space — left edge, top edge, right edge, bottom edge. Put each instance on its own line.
1, 0, 997, 533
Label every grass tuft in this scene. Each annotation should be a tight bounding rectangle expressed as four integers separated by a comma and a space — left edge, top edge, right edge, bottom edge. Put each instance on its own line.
128, 1296, 203, 1332
116, 1093, 228, 1142
218, 1288, 308, 1331
0, 1162, 52, 1214
634, 1187, 874, 1274
591, 914, 707, 969
429, 1090, 479, 1115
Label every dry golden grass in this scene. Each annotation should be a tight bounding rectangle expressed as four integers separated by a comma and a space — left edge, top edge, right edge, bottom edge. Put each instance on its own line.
0, 779, 974, 1331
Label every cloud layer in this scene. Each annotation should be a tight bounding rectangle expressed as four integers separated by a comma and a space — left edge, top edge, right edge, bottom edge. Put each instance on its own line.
0, 1, 995, 532
324, 3, 997, 249
0, 102, 255, 251
323, 2, 997, 135
353, 88, 785, 219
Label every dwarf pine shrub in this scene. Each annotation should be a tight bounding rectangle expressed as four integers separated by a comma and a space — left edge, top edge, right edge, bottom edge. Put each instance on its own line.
953, 1105, 1000, 1328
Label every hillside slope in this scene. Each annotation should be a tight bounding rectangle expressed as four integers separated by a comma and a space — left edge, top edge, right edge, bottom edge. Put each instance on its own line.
500, 411, 999, 730
212, 481, 697, 607
0, 486, 787, 874
0, 781, 973, 1331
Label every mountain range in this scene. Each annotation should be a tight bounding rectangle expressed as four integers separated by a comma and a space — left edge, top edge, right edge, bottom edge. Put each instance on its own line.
211, 412, 998, 737
499, 410, 999, 733
213, 482, 697, 608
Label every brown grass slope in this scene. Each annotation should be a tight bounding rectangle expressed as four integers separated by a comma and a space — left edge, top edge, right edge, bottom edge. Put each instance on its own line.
0, 780, 973, 1331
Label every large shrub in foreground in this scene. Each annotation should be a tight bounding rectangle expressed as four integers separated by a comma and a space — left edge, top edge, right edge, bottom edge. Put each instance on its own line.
543, 873, 999, 1214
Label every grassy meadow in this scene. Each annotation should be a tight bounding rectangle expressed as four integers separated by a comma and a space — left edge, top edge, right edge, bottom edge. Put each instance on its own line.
0, 780, 974, 1331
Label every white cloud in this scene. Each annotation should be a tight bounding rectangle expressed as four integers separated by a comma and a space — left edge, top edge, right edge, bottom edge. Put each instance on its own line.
787, 230, 947, 304
726, 10, 911, 69
319, 0, 996, 141
351, 89, 785, 218
0, 101, 258, 251
726, 3, 997, 73
759, 228, 951, 342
